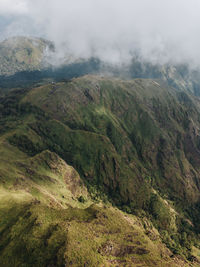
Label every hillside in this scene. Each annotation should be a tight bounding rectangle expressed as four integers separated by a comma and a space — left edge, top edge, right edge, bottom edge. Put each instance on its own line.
0, 36, 54, 76
21, 76, 200, 204
128, 59, 200, 97
0, 74, 200, 266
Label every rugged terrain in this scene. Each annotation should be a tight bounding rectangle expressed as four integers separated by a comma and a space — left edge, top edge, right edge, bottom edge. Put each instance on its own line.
0, 37, 200, 266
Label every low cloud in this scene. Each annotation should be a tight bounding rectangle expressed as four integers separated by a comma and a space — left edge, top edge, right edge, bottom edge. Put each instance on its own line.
1, 0, 200, 67
0, 0, 28, 15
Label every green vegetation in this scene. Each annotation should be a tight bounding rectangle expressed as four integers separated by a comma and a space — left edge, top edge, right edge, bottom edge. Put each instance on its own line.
0, 74, 200, 266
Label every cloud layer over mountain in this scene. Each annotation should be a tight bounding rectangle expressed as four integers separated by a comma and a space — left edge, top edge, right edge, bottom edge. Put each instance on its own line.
1, 0, 200, 66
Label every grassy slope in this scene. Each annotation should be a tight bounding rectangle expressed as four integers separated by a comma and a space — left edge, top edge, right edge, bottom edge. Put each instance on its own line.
1, 191, 191, 267
0, 76, 200, 265
0, 129, 188, 266
21, 76, 200, 259
22, 76, 200, 203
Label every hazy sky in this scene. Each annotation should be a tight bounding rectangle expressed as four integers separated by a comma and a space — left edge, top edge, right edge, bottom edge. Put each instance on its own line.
1, 0, 200, 66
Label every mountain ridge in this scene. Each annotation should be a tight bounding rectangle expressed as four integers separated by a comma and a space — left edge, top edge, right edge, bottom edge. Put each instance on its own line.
1, 36, 200, 98
1, 37, 200, 266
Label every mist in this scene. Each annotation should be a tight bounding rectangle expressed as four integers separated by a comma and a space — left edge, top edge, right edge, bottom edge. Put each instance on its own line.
1, 0, 200, 67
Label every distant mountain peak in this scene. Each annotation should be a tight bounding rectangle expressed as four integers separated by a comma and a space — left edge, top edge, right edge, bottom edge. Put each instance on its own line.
0, 36, 54, 76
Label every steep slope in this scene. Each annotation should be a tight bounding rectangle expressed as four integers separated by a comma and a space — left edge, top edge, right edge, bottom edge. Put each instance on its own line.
0, 90, 193, 266
22, 76, 200, 203
19, 76, 200, 257
0, 75, 200, 265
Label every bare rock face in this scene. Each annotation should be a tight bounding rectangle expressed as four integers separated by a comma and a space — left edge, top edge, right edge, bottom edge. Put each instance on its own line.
98, 240, 150, 257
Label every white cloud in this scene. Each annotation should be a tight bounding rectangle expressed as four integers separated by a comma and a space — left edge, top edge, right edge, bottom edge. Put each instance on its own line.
1, 0, 200, 66
0, 0, 28, 15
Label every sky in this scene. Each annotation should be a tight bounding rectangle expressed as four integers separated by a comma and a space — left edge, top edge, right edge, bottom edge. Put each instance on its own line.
0, 0, 200, 66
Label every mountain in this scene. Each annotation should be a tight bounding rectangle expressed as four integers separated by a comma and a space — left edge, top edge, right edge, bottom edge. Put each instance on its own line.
1, 36, 200, 97
1, 37, 200, 266
20, 75, 200, 210
0, 36, 101, 89
128, 59, 200, 97
0, 74, 200, 266
0, 36, 54, 76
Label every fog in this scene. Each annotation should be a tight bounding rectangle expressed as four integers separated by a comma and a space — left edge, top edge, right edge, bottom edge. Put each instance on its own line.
1, 0, 200, 67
